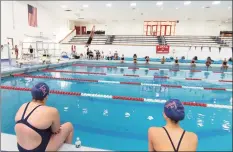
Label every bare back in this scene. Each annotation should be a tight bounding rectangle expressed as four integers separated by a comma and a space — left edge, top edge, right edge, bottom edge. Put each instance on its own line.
14, 102, 55, 150
148, 127, 198, 151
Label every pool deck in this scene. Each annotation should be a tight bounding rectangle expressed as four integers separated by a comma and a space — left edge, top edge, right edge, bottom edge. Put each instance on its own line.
1, 133, 108, 151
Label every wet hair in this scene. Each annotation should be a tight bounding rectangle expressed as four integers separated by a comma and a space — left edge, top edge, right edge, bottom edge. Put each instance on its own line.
171, 120, 179, 124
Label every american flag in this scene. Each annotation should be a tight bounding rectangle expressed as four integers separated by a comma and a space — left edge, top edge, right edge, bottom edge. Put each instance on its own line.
28, 4, 37, 27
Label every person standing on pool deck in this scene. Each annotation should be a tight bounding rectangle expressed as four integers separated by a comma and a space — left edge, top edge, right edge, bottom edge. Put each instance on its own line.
15, 45, 19, 60
148, 99, 198, 151
14, 82, 74, 151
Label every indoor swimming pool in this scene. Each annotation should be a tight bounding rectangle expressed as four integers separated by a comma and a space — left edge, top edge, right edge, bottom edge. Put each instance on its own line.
1, 62, 232, 151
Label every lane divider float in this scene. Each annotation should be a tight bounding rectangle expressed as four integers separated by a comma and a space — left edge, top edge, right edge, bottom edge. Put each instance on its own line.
1, 85, 231, 110
72, 64, 232, 74
11, 74, 233, 92
42, 69, 233, 83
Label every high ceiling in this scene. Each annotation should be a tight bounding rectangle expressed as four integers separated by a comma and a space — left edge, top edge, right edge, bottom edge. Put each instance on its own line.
38, 1, 232, 23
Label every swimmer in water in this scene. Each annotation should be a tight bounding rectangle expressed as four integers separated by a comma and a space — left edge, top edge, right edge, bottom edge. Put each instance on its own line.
191, 59, 196, 68
221, 58, 228, 70
174, 57, 179, 65
133, 54, 137, 64
15, 82, 74, 151
148, 99, 198, 151
145, 56, 150, 64
205, 58, 212, 69
161, 56, 165, 64
121, 54, 124, 63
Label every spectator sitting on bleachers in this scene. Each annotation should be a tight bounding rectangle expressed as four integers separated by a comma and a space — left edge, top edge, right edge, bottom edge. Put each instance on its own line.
161, 56, 166, 64
181, 56, 185, 60
121, 54, 124, 63
145, 56, 150, 64
221, 58, 228, 70
133, 54, 137, 64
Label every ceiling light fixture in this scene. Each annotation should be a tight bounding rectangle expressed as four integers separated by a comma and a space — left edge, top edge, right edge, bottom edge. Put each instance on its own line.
130, 3, 136, 7
212, 1, 221, 5
82, 4, 88, 8
106, 3, 112, 7
184, 1, 191, 5
156, 1, 163, 6
60, 5, 67, 8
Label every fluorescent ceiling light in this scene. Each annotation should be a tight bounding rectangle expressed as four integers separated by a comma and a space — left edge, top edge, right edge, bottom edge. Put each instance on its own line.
156, 1, 163, 6
106, 3, 112, 7
130, 3, 136, 7
82, 4, 88, 8
212, 1, 221, 5
60, 5, 67, 8
184, 1, 191, 5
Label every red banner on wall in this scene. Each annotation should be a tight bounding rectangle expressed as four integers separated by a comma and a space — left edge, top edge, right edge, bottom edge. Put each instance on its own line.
156, 45, 170, 54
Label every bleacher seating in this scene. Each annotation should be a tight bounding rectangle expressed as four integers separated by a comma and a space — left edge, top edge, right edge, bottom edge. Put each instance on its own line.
65, 34, 231, 48
164, 35, 220, 47
112, 35, 159, 46
220, 37, 232, 47
69, 35, 89, 44
69, 35, 108, 45
91, 35, 108, 45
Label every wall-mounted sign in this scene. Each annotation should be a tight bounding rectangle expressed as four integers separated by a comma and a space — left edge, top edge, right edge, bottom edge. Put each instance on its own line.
156, 45, 170, 54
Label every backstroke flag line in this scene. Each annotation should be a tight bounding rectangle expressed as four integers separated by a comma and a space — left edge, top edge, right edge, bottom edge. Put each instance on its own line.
28, 4, 37, 27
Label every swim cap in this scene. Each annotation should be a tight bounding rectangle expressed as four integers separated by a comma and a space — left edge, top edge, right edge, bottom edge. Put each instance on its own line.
31, 82, 49, 101
164, 99, 185, 122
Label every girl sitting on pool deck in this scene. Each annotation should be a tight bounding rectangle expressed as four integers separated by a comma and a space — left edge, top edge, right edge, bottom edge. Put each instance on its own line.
148, 99, 198, 151
14, 82, 74, 151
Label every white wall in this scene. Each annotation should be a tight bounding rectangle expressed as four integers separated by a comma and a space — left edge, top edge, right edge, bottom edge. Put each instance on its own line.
60, 44, 232, 61
77, 20, 232, 36
1, 1, 70, 59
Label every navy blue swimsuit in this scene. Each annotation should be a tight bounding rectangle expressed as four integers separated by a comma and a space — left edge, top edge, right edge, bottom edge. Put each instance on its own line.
16, 102, 52, 152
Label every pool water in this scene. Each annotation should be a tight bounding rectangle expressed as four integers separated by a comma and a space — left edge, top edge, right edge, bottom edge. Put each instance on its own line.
1, 63, 232, 151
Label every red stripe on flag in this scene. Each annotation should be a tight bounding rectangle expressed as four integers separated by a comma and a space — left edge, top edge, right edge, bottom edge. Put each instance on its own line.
34, 8, 37, 27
